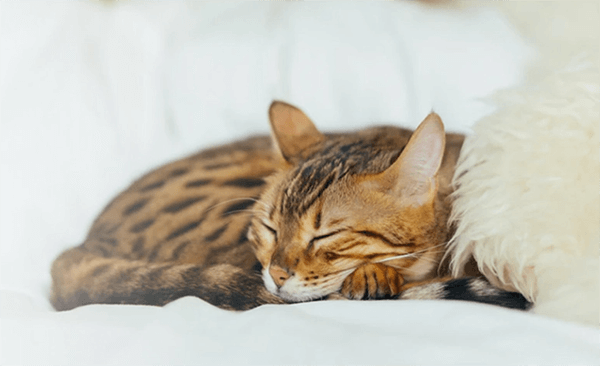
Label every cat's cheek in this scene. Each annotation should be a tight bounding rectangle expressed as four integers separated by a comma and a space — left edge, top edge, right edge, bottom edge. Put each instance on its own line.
400, 250, 439, 282
262, 268, 279, 295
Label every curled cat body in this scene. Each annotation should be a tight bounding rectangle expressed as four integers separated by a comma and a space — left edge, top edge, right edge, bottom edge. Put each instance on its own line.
50, 101, 530, 311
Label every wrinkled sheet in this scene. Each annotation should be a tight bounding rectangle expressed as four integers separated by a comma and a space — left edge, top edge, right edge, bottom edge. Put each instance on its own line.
1, 2, 597, 365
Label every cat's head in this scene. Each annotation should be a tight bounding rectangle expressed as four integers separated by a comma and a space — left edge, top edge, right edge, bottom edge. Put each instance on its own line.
248, 101, 448, 302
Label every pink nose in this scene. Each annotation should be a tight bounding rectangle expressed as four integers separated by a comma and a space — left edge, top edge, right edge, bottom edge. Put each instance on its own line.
269, 265, 290, 287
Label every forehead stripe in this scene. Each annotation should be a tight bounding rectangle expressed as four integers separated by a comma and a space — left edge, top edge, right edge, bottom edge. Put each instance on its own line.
297, 172, 337, 215
277, 135, 402, 218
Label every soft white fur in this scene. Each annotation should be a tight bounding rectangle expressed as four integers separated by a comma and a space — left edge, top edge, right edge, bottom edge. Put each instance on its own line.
449, 2, 599, 326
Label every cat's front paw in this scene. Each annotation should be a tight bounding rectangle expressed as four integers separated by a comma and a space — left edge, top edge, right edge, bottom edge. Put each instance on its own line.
341, 263, 404, 300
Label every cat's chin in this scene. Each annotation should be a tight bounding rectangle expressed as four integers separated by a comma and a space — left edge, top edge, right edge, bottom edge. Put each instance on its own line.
271, 289, 327, 303
261, 269, 336, 303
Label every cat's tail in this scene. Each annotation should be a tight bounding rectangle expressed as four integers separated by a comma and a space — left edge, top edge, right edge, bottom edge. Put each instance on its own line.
50, 246, 285, 311
396, 277, 532, 310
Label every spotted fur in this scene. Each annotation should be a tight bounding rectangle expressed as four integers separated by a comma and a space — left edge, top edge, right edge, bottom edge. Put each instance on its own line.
50, 101, 530, 311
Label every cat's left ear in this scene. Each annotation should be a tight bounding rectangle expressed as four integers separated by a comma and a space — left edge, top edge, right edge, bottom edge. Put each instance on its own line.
376, 112, 446, 206
269, 101, 325, 162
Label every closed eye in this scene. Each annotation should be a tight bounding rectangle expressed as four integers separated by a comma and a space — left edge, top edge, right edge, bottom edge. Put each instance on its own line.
262, 223, 278, 241
308, 230, 343, 250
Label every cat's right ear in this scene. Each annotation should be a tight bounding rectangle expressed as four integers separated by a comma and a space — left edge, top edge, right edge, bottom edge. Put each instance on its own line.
269, 101, 325, 162
366, 112, 446, 207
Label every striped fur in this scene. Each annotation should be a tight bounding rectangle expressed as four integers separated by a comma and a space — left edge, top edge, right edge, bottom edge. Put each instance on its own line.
398, 277, 530, 310
50, 101, 529, 311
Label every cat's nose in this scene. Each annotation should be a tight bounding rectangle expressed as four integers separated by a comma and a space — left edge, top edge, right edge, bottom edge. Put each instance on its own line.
269, 265, 290, 288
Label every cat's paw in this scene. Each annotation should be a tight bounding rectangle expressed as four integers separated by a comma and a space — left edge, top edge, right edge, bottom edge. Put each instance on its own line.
341, 263, 404, 300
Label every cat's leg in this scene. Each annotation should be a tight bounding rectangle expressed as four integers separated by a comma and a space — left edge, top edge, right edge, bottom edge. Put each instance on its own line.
339, 268, 530, 309
340, 263, 404, 300
50, 246, 285, 311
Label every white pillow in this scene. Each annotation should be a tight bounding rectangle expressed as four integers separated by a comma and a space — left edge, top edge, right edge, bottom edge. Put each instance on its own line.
165, 1, 532, 148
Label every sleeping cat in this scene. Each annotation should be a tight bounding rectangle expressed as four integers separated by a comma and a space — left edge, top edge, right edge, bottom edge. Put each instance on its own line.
50, 101, 529, 311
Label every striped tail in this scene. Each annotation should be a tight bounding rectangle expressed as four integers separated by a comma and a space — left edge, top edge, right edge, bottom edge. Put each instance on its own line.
50, 246, 285, 311
397, 277, 531, 310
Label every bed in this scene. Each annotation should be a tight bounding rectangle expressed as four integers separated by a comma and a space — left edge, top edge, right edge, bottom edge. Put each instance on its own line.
1, 2, 598, 365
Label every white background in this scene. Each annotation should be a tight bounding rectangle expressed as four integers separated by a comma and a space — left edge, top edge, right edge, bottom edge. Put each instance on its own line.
1, 2, 597, 365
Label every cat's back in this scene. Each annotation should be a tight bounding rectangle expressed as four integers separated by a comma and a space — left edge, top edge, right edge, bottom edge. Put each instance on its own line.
83, 135, 278, 268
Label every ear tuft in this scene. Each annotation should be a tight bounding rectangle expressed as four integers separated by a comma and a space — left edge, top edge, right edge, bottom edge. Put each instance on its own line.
269, 101, 325, 161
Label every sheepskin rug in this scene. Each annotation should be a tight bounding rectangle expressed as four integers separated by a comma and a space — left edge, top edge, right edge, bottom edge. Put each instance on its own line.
448, 2, 599, 326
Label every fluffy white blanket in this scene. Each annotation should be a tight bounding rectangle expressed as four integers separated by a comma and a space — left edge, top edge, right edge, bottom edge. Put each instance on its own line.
1, 2, 598, 365
449, 1, 600, 327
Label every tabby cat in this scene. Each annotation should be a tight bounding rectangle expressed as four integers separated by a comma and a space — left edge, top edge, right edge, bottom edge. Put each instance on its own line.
50, 101, 529, 311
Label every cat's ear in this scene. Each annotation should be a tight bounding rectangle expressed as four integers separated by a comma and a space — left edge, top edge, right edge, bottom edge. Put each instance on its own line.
269, 101, 325, 162
378, 112, 446, 206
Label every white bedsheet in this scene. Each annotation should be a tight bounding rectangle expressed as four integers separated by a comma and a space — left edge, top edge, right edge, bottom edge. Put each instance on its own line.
1, 2, 597, 365
3, 292, 599, 365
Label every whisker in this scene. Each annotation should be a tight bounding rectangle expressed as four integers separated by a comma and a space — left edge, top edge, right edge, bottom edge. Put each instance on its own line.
373, 244, 447, 264
329, 267, 360, 276
382, 263, 409, 270
400, 252, 444, 265
406, 243, 447, 256
221, 209, 263, 217
375, 253, 414, 263
416, 242, 448, 253
331, 245, 449, 274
